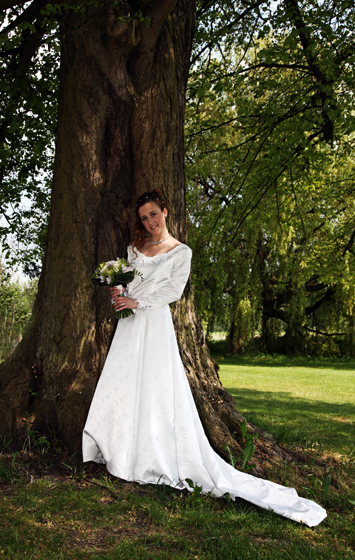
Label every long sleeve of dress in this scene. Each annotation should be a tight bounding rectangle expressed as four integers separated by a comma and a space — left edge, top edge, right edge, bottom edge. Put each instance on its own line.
128, 245, 192, 311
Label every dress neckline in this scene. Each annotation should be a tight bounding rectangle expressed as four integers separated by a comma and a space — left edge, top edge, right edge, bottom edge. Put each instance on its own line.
137, 243, 185, 259
129, 243, 188, 263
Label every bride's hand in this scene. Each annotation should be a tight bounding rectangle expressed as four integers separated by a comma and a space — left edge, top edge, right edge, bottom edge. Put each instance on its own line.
111, 290, 139, 311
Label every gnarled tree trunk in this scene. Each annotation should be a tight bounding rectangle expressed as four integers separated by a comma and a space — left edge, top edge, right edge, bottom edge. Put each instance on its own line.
0, 0, 286, 473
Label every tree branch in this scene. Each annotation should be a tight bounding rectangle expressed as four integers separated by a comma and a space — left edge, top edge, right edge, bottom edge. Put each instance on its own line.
145, 0, 179, 24
141, 0, 180, 47
13, 10, 47, 73
196, 0, 215, 20
285, 0, 337, 143
0, 0, 27, 12
303, 326, 345, 337
305, 288, 336, 316
239, 62, 310, 73
190, 0, 265, 67
0, 47, 20, 56
343, 228, 355, 257
262, 291, 343, 337
285, 0, 329, 85
0, 0, 42, 37
186, 117, 239, 138
261, 306, 289, 324
305, 277, 326, 292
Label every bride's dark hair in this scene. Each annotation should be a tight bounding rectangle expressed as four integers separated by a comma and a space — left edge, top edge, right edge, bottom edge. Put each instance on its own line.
132, 189, 167, 251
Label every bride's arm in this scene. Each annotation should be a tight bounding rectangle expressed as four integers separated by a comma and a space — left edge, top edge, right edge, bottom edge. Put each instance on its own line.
111, 246, 192, 312
132, 246, 192, 310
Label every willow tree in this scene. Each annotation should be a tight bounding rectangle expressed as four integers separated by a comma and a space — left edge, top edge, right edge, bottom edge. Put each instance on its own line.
186, 0, 355, 355
0, 0, 286, 471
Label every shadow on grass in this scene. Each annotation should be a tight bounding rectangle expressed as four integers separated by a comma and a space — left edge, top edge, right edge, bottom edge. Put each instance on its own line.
223, 386, 355, 452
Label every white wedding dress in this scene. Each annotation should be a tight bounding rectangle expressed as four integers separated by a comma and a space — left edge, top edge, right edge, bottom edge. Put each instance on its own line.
82, 244, 326, 527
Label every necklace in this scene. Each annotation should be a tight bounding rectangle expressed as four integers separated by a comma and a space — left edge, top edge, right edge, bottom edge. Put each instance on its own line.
150, 234, 170, 246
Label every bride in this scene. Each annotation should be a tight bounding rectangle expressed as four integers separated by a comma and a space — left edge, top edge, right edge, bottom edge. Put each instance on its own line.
82, 189, 326, 528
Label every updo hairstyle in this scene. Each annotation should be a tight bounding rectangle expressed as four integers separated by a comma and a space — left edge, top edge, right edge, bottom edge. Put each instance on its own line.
132, 189, 168, 251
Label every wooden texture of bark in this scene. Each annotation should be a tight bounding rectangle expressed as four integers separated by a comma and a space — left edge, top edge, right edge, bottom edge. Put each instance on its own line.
0, 0, 287, 473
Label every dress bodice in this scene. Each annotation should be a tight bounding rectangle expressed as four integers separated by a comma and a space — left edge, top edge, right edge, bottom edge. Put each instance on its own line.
126, 243, 192, 310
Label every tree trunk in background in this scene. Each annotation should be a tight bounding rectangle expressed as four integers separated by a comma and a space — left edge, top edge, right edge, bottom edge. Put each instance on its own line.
0, 0, 286, 473
227, 320, 244, 354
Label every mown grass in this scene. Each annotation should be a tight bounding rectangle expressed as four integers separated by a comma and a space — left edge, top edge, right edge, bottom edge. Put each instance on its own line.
217, 354, 355, 455
0, 355, 355, 559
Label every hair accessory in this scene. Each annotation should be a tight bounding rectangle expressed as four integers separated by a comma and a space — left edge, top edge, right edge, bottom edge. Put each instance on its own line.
136, 193, 161, 207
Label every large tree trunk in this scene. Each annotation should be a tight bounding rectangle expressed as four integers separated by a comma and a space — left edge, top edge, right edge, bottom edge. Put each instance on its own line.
0, 0, 285, 473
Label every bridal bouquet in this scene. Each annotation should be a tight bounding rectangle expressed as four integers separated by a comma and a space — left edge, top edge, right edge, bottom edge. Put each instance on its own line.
92, 258, 143, 320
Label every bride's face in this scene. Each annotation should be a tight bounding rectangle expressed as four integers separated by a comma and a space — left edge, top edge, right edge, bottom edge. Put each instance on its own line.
139, 201, 167, 235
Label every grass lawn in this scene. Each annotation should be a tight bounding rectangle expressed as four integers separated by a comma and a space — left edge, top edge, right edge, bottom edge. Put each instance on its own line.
218, 354, 355, 456
0, 355, 354, 559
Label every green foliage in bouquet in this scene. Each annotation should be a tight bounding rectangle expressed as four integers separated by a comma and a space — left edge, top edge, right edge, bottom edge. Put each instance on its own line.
91, 258, 143, 320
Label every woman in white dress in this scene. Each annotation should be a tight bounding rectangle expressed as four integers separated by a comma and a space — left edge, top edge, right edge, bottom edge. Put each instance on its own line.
82, 189, 326, 527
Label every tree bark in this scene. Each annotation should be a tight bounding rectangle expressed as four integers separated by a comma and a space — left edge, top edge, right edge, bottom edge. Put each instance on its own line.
0, 0, 286, 473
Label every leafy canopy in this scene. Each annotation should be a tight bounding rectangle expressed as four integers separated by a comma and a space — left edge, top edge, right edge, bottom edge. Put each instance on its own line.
186, 0, 355, 354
